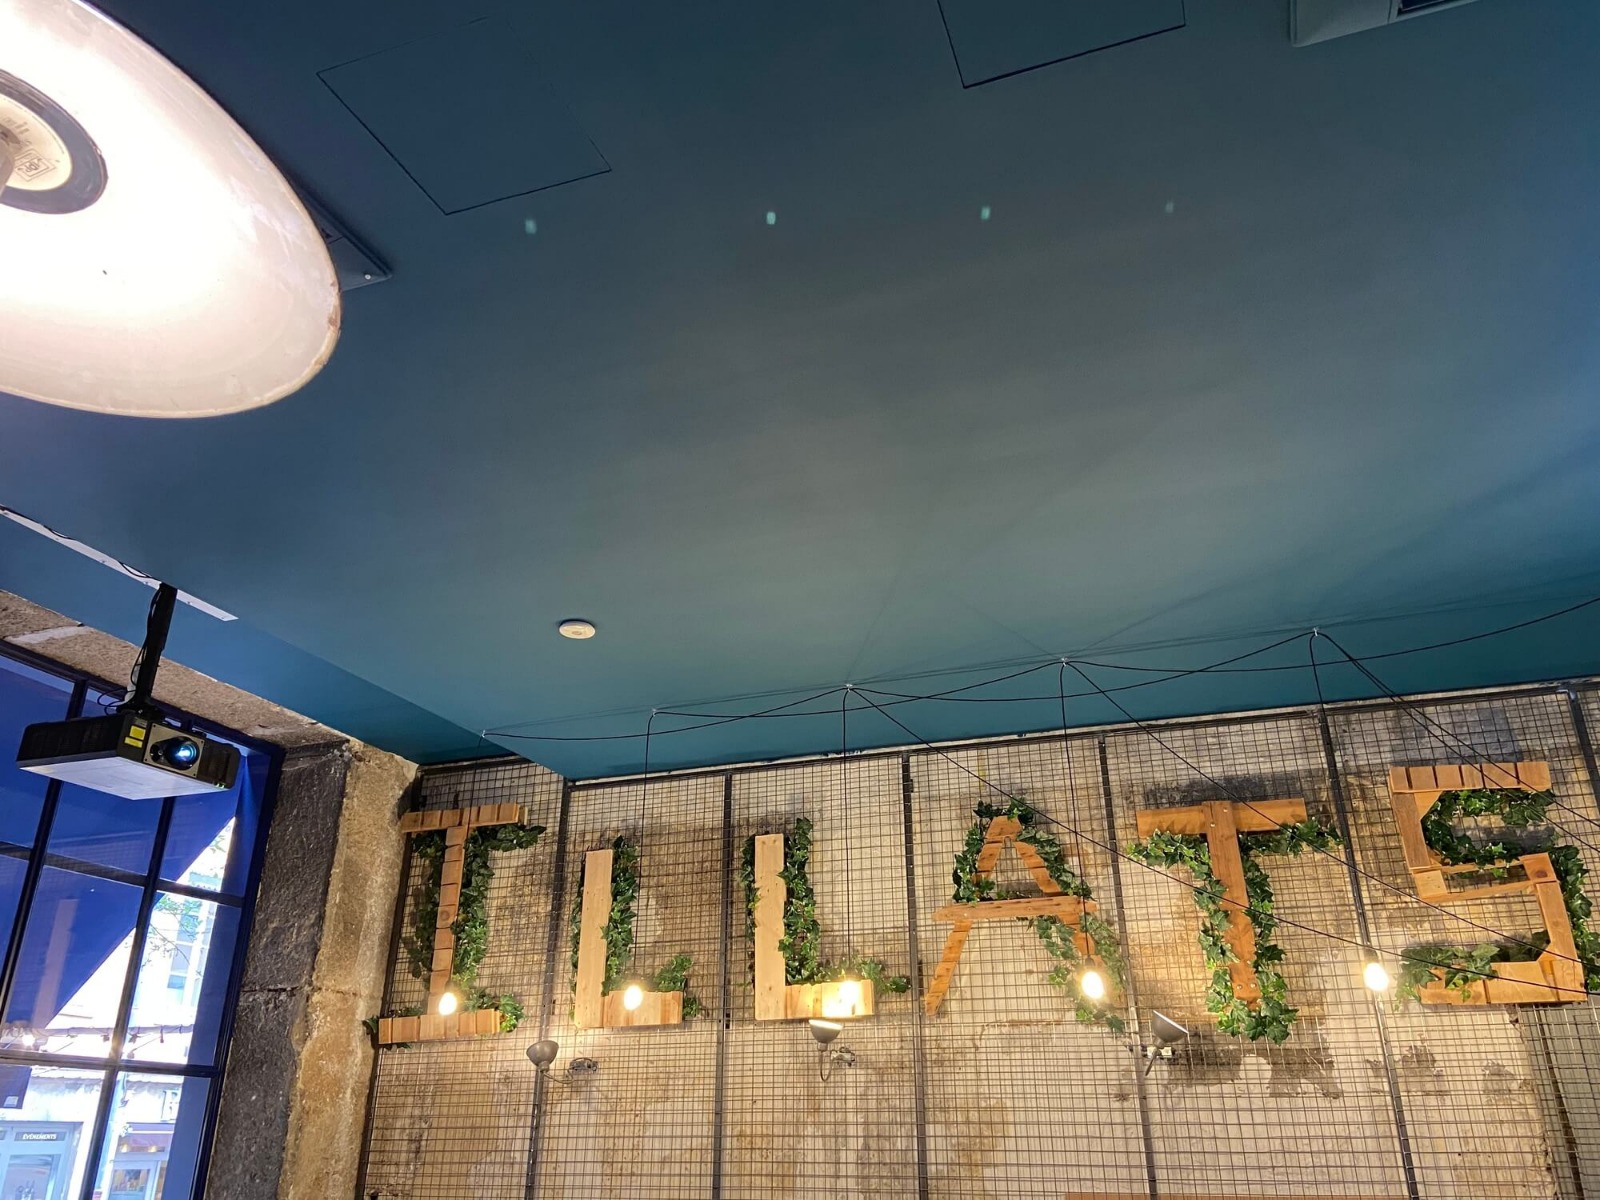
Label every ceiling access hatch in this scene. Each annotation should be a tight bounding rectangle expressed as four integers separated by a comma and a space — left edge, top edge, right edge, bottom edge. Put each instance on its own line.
938, 0, 1185, 87
320, 17, 609, 215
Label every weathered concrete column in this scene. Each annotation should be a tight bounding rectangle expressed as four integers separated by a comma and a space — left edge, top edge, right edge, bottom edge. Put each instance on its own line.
207, 742, 415, 1200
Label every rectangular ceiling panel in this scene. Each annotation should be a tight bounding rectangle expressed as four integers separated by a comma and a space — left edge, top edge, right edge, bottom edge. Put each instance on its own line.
939, 0, 1185, 87
320, 17, 609, 215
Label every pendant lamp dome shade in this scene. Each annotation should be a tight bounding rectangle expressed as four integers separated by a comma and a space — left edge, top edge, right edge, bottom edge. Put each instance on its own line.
0, 0, 339, 417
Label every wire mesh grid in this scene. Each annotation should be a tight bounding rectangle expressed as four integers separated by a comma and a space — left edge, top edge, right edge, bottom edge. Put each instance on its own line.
533, 773, 725, 1200
724, 756, 917, 1200
1329, 686, 1600, 1200
1104, 713, 1408, 1199
357, 680, 1600, 1200
362, 759, 563, 1200
911, 737, 1147, 1200
1542, 680, 1600, 1198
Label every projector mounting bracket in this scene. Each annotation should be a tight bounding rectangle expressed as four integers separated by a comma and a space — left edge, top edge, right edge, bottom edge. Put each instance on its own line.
122, 581, 177, 719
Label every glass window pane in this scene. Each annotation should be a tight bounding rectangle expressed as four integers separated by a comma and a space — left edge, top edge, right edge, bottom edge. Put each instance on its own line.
124, 895, 240, 1066
5, 867, 143, 1056
159, 746, 264, 896
47, 784, 162, 876
89, 1074, 210, 1200
0, 1064, 105, 1200
0, 655, 74, 848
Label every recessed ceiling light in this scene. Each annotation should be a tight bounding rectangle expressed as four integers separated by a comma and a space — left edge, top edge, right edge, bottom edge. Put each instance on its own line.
0, 0, 339, 417
557, 619, 596, 640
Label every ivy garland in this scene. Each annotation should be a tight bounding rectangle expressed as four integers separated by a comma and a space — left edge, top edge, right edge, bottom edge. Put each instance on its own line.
1396, 788, 1600, 1001
568, 836, 705, 1018
374, 819, 544, 1040
737, 817, 911, 995
1127, 819, 1339, 1043
951, 799, 1125, 1031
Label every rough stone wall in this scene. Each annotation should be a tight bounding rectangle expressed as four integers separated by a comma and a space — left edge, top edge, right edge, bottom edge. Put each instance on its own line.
359, 681, 1600, 1200
209, 747, 355, 1200
274, 744, 418, 1200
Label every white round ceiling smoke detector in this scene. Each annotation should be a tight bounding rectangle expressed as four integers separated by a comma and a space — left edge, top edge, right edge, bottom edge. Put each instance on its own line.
557, 619, 597, 640
0, 0, 339, 417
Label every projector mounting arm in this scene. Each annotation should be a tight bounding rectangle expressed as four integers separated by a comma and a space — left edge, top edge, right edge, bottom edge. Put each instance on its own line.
122, 582, 177, 718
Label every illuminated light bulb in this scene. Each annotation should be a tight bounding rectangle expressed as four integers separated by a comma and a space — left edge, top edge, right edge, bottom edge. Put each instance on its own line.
622, 983, 645, 1012
1363, 961, 1391, 993
436, 990, 459, 1016
0, 0, 339, 415
1080, 969, 1107, 1002
836, 978, 863, 1014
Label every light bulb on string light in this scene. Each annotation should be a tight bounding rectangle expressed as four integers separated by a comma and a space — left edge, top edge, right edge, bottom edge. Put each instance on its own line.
835, 977, 863, 1016
0, 0, 338, 416
1080, 968, 1107, 1003
436, 989, 459, 1017
1363, 960, 1391, 993
621, 982, 645, 1012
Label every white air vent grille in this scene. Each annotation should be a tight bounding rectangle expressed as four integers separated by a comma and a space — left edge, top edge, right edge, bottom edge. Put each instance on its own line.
1291, 0, 1480, 46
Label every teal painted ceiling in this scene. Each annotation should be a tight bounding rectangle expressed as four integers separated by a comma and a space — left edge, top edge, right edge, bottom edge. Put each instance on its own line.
3, 0, 1600, 776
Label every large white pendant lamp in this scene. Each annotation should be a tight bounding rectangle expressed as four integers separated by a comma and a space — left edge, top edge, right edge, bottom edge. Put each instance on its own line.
0, 0, 339, 417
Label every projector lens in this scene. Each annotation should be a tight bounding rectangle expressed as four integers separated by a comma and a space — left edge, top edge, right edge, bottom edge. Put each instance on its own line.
158, 737, 200, 767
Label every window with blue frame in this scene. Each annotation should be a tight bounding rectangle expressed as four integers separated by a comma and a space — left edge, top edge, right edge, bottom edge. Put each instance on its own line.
0, 649, 273, 1200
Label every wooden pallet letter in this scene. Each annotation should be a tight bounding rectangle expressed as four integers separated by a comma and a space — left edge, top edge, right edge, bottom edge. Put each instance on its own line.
924, 815, 1100, 1015
1134, 799, 1307, 1003
1387, 762, 1583, 1005
752, 833, 875, 1020
574, 847, 685, 1030
376, 803, 527, 1045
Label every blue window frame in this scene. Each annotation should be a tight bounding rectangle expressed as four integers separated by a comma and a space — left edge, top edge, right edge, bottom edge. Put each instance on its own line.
0, 645, 278, 1200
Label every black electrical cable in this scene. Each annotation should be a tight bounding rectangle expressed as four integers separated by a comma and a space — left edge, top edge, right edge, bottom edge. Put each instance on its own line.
1055, 591, 1600, 676
841, 687, 853, 966
1057, 662, 1089, 890
489, 684, 849, 743
484, 629, 1310, 742
853, 630, 1312, 702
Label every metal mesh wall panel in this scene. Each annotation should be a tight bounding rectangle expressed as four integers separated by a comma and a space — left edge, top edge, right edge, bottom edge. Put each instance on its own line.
359, 680, 1600, 1200
534, 775, 724, 1200
724, 758, 917, 1200
363, 760, 562, 1200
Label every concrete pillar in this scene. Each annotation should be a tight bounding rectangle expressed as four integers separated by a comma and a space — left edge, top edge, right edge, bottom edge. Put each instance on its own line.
207, 743, 415, 1200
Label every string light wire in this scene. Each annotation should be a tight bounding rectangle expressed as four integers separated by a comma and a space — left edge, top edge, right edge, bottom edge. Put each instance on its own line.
483, 588, 1600, 743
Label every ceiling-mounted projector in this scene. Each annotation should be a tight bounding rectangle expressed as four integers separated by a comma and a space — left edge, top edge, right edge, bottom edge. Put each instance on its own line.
18, 709, 237, 798
16, 581, 238, 799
